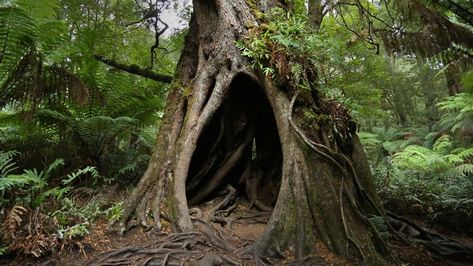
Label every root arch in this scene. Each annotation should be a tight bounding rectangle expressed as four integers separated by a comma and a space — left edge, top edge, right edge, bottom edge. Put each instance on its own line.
187, 73, 283, 209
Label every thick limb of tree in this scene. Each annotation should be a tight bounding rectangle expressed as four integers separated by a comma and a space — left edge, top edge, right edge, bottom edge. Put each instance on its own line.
94, 55, 172, 83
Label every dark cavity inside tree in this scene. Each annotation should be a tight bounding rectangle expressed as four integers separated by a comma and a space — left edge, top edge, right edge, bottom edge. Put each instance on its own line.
118, 0, 391, 264
186, 74, 282, 208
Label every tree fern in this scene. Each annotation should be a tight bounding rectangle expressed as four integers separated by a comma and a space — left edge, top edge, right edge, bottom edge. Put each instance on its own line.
437, 93, 473, 137
0, 0, 88, 111
393, 145, 441, 171
456, 147, 473, 160
0, 6, 36, 83
138, 125, 158, 149
455, 164, 473, 176
75, 116, 138, 156
393, 135, 473, 178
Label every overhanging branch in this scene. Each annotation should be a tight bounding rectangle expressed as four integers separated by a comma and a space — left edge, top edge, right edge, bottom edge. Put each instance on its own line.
94, 55, 173, 83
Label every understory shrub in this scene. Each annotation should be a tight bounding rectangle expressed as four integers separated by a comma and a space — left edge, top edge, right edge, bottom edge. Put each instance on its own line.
369, 135, 473, 233
0, 152, 124, 257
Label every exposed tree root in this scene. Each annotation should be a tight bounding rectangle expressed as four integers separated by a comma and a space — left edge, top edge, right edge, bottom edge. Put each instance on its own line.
89, 196, 269, 266
287, 91, 473, 264
386, 212, 473, 262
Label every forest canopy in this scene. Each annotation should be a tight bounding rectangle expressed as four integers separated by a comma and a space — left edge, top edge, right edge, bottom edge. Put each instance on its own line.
1, 0, 473, 265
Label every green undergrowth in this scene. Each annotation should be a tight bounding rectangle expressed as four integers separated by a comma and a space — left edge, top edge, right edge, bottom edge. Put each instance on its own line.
359, 69, 473, 233
0, 151, 124, 257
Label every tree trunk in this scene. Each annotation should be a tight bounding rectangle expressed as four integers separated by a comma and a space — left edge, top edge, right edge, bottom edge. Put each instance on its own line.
119, 0, 390, 264
416, 56, 439, 129
308, 0, 325, 31
445, 62, 463, 96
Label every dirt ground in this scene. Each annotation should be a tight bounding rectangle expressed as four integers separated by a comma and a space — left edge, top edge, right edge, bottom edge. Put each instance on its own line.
1, 192, 472, 266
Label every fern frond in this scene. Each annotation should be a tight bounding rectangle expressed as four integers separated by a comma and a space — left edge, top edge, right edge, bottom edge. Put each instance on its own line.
393, 145, 437, 170
1, 205, 27, 240
0, 150, 19, 178
437, 93, 473, 135
1, 49, 89, 110
0, 6, 36, 82
42, 158, 64, 180
40, 186, 70, 200
456, 164, 473, 175
0, 173, 33, 192
442, 154, 464, 165
359, 132, 382, 146
138, 126, 158, 149
15, 0, 60, 21
457, 148, 473, 160
462, 70, 473, 93
62, 166, 100, 186
432, 135, 452, 153
369, 215, 389, 237
76, 116, 138, 155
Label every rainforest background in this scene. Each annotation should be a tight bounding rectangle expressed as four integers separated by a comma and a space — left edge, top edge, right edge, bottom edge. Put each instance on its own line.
0, 0, 472, 264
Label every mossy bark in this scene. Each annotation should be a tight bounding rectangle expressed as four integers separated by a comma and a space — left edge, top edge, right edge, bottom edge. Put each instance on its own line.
119, 0, 391, 264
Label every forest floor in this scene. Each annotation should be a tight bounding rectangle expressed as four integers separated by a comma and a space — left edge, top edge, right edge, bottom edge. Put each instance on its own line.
1, 186, 473, 266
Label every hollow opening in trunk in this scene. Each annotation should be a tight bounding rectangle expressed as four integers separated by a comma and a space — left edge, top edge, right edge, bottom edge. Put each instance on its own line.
186, 74, 282, 211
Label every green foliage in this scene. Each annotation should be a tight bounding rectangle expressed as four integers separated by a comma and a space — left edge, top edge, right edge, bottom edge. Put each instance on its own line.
0, 151, 122, 254
105, 201, 124, 223
368, 128, 473, 230
0, 150, 19, 178
236, 7, 321, 90
1, 154, 65, 207
437, 92, 473, 141
373, 158, 473, 227
0, 0, 172, 186
0, 246, 7, 256
359, 127, 421, 162
461, 70, 473, 93
62, 166, 100, 186
0, 153, 104, 208
369, 215, 390, 238
0, 0, 172, 250
0, 6, 36, 82
52, 196, 123, 241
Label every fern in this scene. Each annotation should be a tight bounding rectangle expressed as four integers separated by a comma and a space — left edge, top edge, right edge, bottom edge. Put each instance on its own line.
62, 166, 100, 186
0, 158, 64, 207
455, 164, 473, 176
0, 173, 34, 194
392, 133, 473, 181
75, 115, 138, 156
1, 205, 27, 241
437, 93, 473, 136
461, 70, 473, 93
138, 125, 158, 149
0, 6, 36, 83
369, 215, 389, 238
456, 147, 473, 160
0, 150, 19, 178
432, 134, 452, 153
15, 0, 60, 21
393, 145, 439, 171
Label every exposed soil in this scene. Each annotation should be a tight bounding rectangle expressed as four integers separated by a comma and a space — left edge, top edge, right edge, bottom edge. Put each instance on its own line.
1, 187, 472, 266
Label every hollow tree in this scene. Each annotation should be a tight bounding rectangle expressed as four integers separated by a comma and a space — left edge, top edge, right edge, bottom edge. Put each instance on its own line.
119, 0, 391, 264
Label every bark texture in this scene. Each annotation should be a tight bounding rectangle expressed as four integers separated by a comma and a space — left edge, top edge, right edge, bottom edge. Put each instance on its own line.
119, 0, 390, 264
